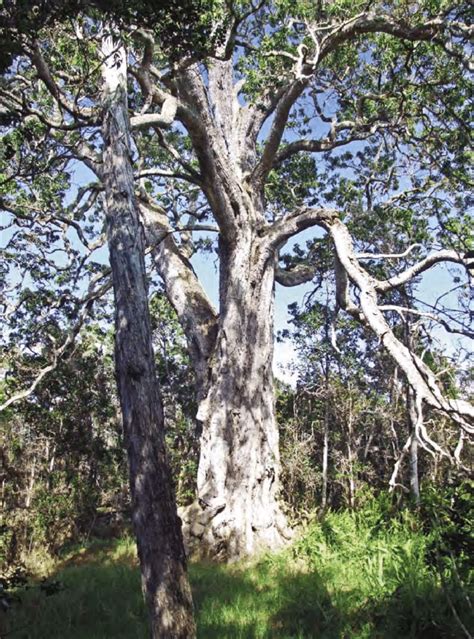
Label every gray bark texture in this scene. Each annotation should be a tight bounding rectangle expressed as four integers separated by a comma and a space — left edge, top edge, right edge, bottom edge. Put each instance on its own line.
182, 232, 291, 559
407, 388, 420, 505
101, 33, 195, 638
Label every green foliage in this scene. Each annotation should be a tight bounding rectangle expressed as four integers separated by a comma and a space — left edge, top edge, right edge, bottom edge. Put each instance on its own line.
1, 328, 128, 565
150, 292, 199, 504
0, 0, 226, 71
421, 479, 474, 586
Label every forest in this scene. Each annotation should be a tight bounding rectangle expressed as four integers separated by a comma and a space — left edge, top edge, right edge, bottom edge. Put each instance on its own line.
0, 0, 473, 637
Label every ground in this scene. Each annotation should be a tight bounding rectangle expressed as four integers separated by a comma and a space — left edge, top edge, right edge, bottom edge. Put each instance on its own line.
3, 504, 471, 638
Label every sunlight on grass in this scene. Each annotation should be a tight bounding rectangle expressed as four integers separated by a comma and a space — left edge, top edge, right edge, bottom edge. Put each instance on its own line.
3, 505, 472, 639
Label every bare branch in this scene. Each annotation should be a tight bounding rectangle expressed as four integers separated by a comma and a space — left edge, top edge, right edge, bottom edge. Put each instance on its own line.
274, 120, 393, 165
379, 305, 474, 340
265, 206, 338, 249
130, 96, 178, 129
377, 250, 466, 292
135, 168, 201, 185
324, 218, 474, 430
139, 196, 218, 397
357, 244, 423, 260
275, 264, 316, 287
251, 80, 306, 189
389, 434, 412, 493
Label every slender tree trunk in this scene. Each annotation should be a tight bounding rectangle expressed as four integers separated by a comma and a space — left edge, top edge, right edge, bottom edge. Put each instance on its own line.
321, 307, 331, 510
322, 409, 329, 510
101, 31, 195, 638
181, 232, 290, 559
346, 409, 356, 509
407, 388, 420, 505
403, 310, 421, 506
25, 454, 36, 509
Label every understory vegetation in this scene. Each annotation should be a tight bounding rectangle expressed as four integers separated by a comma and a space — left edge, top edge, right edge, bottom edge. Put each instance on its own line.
2, 491, 472, 639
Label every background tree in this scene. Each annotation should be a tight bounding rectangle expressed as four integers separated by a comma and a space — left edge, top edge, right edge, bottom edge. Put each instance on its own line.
278, 283, 472, 515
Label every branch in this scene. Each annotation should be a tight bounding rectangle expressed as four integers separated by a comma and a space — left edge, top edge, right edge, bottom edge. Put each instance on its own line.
151, 128, 203, 185
389, 434, 412, 493
139, 196, 218, 398
265, 206, 338, 250
251, 80, 306, 189
379, 305, 474, 340
130, 95, 177, 129
318, 12, 454, 60
29, 42, 94, 122
135, 167, 201, 185
325, 218, 474, 430
357, 244, 423, 260
174, 65, 244, 238
275, 263, 315, 287
274, 120, 393, 165
377, 250, 466, 292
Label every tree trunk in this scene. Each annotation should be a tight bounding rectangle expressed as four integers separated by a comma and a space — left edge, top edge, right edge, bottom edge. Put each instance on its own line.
101, 32, 195, 638
181, 232, 291, 559
321, 411, 329, 510
346, 400, 356, 509
321, 312, 331, 511
407, 388, 420, 505
148, 60, 294, 560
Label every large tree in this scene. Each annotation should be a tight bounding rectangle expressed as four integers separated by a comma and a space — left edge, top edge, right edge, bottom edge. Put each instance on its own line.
1, 0, 473, 561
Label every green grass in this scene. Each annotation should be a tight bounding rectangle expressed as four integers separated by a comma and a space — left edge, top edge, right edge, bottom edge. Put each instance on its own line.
3, 506, 472, 638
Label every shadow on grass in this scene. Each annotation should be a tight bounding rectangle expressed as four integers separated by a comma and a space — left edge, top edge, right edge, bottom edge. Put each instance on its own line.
191, 562, 337, 638
3, 545, 471, 639
191, 561, 471, 639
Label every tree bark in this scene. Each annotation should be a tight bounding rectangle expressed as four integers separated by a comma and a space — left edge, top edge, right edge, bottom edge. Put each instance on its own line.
180, 231, 291, 559
321, 408, 329, 510
407, 388, 420, 505
101, 31, 195, 638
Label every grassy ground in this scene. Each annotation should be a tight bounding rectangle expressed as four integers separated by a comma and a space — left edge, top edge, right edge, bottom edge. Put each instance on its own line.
2, 504, 472, 638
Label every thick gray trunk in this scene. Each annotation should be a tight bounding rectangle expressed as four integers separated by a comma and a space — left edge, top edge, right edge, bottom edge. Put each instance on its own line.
156, 61, 291, 559
101, 34, 195, 638
181, 233, 291, 559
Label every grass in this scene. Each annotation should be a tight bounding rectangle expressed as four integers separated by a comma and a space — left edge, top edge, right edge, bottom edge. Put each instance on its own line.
2, 504, 472, 638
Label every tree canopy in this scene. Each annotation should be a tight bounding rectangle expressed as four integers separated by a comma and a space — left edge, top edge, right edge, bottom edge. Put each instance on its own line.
1, 0, 472, 559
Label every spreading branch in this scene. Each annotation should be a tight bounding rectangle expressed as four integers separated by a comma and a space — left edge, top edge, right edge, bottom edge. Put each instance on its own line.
377, 251, 467, 292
